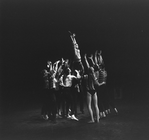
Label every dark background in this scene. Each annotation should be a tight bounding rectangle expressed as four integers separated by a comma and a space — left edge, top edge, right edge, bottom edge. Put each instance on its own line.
1, 0, 149, 109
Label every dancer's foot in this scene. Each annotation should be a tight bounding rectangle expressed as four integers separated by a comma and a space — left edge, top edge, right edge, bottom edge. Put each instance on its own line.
108, 109, 111, 114
42, 115, 49, 120
100, 112, 103, 118
105, 110, 109, 115
88, 120, 95, 123
114, 108, 118, 114
103, 111, 106, 118
71, 115, 79, 121
67, 114, 72, 119
56, 114, 62, 118
96, 116, 100, 123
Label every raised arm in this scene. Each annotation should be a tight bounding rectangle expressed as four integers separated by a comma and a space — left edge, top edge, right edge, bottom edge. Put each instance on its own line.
88, 54, 95, 66
57, 58, 65, 77
84, 54, 90, 69
72, 34, 77, 45
97, 50, 103, 65
53, 60, 60, 73
69, 31, 77, 45
95, 50, 98, 66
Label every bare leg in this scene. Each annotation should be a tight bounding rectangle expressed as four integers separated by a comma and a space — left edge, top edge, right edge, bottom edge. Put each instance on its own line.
87, 92, 94, 123
93, 92, 100, 123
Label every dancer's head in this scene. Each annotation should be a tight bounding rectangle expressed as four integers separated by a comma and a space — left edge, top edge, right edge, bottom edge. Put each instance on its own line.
47, 61, 52, 68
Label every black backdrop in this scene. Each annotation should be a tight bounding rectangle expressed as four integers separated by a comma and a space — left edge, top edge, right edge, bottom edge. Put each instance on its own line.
1, 0, 149, 104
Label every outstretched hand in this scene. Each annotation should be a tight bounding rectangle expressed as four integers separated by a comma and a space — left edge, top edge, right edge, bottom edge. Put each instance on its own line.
68, 31, 72, 35
61, 58, 65, 64
72, 33, 76, 37
68, 31, 75, 37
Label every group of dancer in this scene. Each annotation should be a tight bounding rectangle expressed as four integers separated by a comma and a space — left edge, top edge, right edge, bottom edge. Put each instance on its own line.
41, 32, 118, 124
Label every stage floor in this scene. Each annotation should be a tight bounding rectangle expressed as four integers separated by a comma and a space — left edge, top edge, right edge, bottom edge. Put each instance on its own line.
1, 99, 149, 140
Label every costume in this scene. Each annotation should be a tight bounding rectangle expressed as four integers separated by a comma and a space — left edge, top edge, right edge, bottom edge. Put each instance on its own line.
84, 74, 96, 95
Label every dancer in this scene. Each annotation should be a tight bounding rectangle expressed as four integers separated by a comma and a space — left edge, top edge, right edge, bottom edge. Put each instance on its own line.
52, 59, 63, 118
48, 63, 57, 123
69, 31, 85, 113
41, 69, 50, 120
84, 54, 101, 123
61, 67, 78, 120
41, 60, 57, 123
71, 69, 82, 117
94, 50, 108, 118
96, 52, 118, 115
69, 31, 84, 76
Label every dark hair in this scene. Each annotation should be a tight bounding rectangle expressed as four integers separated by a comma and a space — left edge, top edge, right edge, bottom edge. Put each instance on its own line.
99, 63, 105, 70
93, 65, 99, 72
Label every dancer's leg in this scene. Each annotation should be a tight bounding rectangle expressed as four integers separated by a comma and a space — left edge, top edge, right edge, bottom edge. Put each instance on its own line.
93, 92, 100, 123
87, 92, 94, 123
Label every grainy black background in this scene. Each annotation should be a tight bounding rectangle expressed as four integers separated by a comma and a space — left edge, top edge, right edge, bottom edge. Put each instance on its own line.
1, 0, 149, 109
